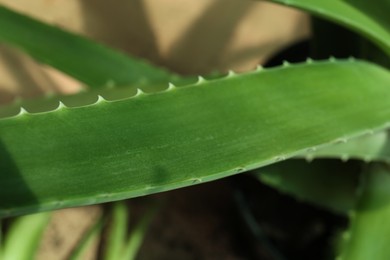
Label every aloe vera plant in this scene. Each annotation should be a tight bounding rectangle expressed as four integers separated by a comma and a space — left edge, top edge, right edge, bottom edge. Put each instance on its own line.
1, 0, 390, 258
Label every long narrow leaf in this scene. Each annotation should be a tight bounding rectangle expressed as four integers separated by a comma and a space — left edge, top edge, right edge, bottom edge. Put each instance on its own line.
1, 213, 50, 260
296, 131, 390, 162
1, 60, 390, 217
68, 215, 104, 260
104, 202, 128, 260
256, 160, 360, 214
267, 0, 390, 57
337, 165, 390, 259
0, 5, 176, 88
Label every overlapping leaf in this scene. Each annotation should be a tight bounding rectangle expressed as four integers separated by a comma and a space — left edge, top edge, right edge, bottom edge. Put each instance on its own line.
1, 60, 390, 217
0, 5, 177, 88
267, 0, 390, 57
337, 165, 390, 260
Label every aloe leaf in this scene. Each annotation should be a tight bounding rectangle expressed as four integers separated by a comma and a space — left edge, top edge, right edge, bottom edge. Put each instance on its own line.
68, 214, 104, 260
1, 212, 50, 260
337, 165, 390, 259
267, 0, 390, 57
122, 204, 158, 260
296, 131, 390, 162
0, 5, 177, 88
256, 160, 360, 214
104, 202, 128, 260
1, 60, 390, 217
257, 132, 390, 214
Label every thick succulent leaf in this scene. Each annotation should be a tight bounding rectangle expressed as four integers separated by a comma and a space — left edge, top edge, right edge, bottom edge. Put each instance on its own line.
267, 0, 390, 57
256, 160, 360, 214
122, 203, 158, 260
296, 131, 390, 162
104, 202, 128, 260
337, 165, 390, 260
1, 212, 50, 260
69, 215, 104, 260
1, 60, 390, 217
0, 5, 176, 88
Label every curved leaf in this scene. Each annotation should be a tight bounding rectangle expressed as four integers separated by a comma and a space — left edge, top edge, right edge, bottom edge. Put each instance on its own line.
338, 165, 390, 260
296, 131, 390, 162
1, 212, 50, 260
256, 160, 360, 214
0, 5, 177, 88
267, 0, 390, 57
1, 60, 390, 217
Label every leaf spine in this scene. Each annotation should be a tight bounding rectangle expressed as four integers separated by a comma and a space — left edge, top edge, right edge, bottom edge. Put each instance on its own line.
196, 76, 207, 85
18, 107, 28, 116
282, 60, 290, 67
167, 82, 177, 91
227, 70, 236, 77
135, 88, 145, 97
306, 57, 314, 64
305, 154, 314, 162
96, 95, 107, 103
329, 56, 336, 62
256, 64, 264, 71
341, 154, 349, 162
57, 101, 67, 110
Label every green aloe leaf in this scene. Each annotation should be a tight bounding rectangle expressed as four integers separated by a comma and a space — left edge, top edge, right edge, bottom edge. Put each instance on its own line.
0, 5, 176, 88
69, 214, 104, 260
104, 202, 128, 260
1, 60, 390, 217
256, 160, 360, 214
337, 165, 390, 260
267, 0, 390, 57
1, 212, 50, 260
296, 131, 390, 162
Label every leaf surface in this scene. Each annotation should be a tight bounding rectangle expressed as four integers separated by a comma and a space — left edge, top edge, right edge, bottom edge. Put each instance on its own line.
1, 60, 390, 217
338, 165, 390, 260
256, 160, 360, 214
0, 5, 176, 88
267, 0, 390, 56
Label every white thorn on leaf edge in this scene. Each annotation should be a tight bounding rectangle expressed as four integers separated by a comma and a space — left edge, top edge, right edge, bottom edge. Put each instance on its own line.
96, 95, 107, 103
196, 76, 206, 84
135, 88, 145, 96
57, 101, 67, 109
18, 107, 28, 115
167, 82, 176, 91
227, 70, 236, 77
256, 64, 264, 71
